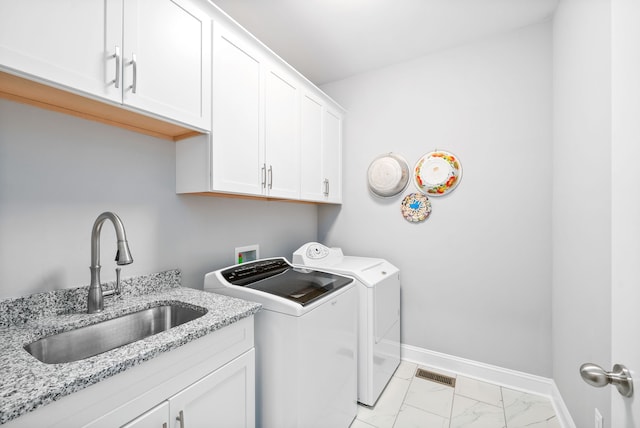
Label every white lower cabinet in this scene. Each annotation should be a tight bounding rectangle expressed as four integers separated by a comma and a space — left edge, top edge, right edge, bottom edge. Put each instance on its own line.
122, 349, 255, 428
121, 402, 169, 428
168, 349, 255, 428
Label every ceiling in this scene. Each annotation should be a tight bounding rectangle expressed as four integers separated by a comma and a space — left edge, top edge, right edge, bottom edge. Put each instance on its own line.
210, 0, 559, 85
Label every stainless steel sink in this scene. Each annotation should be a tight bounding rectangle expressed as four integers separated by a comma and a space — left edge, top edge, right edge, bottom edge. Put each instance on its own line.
24, 304, 207, 364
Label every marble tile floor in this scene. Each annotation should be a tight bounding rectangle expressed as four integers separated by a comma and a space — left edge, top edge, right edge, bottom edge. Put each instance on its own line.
350, 361, 561, 428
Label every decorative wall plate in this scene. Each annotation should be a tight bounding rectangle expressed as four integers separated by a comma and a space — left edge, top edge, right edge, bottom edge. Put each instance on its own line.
401, 193, 431, 222
413, 150, 462, 196
367, 153, 410, 198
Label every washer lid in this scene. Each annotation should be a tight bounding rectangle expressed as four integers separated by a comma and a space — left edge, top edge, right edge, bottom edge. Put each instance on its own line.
367, 153, 410, 198
220, 258, 353, 307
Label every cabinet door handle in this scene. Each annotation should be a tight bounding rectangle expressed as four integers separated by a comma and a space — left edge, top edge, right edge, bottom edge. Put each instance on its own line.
128, 53, 137, 94
323, 179, 330, 196
111, 46, 121, 88
268, 165, 273, 189
176, 410, 185, 428
261, 164, 267, 188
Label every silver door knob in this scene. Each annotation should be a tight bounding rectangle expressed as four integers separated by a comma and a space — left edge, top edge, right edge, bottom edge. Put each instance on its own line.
580, 363, 633, 397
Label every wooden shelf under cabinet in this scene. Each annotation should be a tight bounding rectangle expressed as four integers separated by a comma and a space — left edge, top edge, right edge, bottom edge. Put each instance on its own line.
0, 71, 203, 141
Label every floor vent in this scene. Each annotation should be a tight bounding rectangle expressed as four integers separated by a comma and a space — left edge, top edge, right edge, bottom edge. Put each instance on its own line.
415, 368, 456, 388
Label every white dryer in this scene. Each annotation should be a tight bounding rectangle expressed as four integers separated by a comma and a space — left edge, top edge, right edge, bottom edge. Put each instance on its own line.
293, 242, 401, 406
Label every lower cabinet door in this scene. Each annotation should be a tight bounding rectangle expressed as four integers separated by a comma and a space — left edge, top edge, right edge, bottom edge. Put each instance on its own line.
121, 402, 169, 428
169, 349, 255, 428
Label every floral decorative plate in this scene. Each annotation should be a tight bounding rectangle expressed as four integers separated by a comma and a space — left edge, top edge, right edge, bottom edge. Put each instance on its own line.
401, 193, 431, 222
413, 150, 462, 196
367, 153, 410, 198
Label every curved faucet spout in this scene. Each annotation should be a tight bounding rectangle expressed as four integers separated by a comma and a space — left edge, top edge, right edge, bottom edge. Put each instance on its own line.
88, 212, 133, 313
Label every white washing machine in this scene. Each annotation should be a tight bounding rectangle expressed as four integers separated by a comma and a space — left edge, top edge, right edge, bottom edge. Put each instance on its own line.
204, 257, 358, 428
293, 243, 401, 407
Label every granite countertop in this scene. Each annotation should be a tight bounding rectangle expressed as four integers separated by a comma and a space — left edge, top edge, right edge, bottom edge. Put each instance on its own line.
0, 270, 261, 425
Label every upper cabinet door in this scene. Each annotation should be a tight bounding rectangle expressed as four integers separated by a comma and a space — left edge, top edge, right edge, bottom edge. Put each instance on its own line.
323, 107, 344, 204
300, 92, 344, 204
210, 20, 264, 196
122, 0, 211, 130
300, 93, 324, 201
0, 0, 122, 103
264, 66, 300, 199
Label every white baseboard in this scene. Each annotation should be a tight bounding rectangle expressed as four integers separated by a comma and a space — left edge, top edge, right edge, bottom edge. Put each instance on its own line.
401, 344, 576, 428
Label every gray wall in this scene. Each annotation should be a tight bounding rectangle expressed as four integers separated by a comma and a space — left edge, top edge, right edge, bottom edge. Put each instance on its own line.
552, 0, 612, 426
0, 99, 317, 298
320, 22, 553, 377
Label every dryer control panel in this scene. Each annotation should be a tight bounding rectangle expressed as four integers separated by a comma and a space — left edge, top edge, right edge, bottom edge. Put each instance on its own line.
293, 242, 343, 266
306, 243, 330, 259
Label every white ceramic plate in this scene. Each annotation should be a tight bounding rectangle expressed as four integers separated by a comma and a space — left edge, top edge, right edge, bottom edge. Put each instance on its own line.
401, 193, 431, 222
413, 150, 462, 196
367, 153, 410, 198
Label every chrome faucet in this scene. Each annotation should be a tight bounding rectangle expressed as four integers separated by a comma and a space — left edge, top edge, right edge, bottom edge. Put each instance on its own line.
87, 212, 133, 313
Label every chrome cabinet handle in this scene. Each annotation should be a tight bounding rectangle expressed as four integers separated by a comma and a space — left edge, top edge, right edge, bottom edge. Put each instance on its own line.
580, 363, 633, 397
323, 179, 329, 196
111, 46, 121, 88
176, 410, 185, 428
261, 164, 266, 188
268, 165, 273, 189
128, 53, 137, 94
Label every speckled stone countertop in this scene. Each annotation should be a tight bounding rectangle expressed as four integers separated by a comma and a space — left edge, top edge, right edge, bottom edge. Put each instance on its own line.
0, 270, 261, 425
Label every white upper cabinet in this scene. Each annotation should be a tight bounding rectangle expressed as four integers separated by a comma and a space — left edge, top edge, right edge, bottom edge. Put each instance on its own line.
174, 5, 344, 203
322, 107, 344, 204
122, 0, 211, 130
300, 93, 325, 201
0, 0, 122, 102
211, 19, 300, 199
182, 18, 302, 199
0, 0, 211, 131
264, 65, 300, 199
300, 92, 344, 203
210, 20, 263, 195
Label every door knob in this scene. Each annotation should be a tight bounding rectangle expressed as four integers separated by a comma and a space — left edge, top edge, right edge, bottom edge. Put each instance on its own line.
580, 363, 633, 397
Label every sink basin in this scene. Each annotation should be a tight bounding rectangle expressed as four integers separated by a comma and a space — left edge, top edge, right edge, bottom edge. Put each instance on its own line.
24, 304, 207, 364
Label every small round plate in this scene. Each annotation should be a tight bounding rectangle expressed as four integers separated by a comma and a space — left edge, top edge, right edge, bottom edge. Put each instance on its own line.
367, 153, 410, 198
401, 193, 432, 222
413, 150, 462, 196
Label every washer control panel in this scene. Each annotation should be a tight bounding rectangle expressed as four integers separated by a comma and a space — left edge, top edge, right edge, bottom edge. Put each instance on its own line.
222, 258, 289, 286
